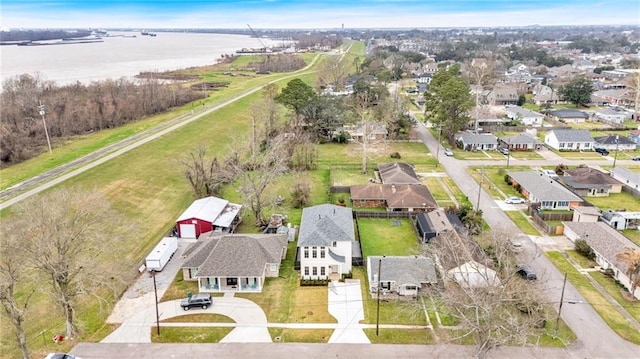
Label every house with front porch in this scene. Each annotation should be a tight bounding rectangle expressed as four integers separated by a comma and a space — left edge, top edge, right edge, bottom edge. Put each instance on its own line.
563, 222, 640, 300
593, 135, 637, 151
181, 233, 288, 293
455, 132, 498, 151
298, 204, 356, 280
367, 256, 437, 297
594, 108, 630, 124
544, 129, 594, 151
508, 171, 584, 210
350, 184, 437, 212
548, 109, 589, 124
498, 133, 543, 151
504, 106, 544, 127
561, 167, 623, 197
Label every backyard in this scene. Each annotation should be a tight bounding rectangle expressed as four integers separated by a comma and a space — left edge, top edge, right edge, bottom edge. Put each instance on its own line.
357, 218, 421, 257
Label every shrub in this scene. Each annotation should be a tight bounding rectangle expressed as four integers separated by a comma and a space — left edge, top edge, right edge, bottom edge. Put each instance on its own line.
575, 239, 595, 260
390, 152, 401, 159
291, 180, 311, 208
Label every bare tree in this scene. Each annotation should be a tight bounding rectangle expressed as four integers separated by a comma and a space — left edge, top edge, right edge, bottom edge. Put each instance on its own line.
351, 91, 386, 173
0, 223, 33, 359
17, 187, 131, 338
616, 248, 640, 296
179, 146, 234, 198
427, 228, 546, 358
317, 55, 348, 89
626, 72, 640, 119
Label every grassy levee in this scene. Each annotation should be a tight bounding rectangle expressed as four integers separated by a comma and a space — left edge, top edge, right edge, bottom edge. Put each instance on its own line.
0, 48, 340, 358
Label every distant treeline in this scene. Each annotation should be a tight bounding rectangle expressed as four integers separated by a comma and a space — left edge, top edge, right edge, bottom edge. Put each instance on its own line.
0, 75, 202, 166
0, 29, 92, 42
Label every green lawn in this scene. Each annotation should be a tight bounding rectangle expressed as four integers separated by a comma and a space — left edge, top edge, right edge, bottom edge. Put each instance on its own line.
442, 178, 471, 206
565, 250, 597, 269
587, 191, 640, 212
317, 142, 435, 167
331, 169, 374, 186
364, 328, 435, 344
160, 272, 202, 302
504, 211, 541, 236
621, 229, 640, 247
268, 328, 333, 343
423, 177, 451, 202
554, 151, 604, 160
589, 271, 640, 323
150, 326, 232, 343
357, 218, 421, 257
545, 251, 640, 344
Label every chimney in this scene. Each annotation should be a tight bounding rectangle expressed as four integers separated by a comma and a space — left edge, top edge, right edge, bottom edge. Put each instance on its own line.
391, 185, 396, 193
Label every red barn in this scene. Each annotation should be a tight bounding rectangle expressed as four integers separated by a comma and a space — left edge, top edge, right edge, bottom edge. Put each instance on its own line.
176, 196, 242, 238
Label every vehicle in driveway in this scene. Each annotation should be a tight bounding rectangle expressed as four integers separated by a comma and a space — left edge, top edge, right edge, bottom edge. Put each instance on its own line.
499, 147, 510, 155
180, 293, 212, 310
505, 196, 525, 204
633, 156, 640, 161
517, 266, 537, 280
444, 148, 454, 156
594, 148, 609, 156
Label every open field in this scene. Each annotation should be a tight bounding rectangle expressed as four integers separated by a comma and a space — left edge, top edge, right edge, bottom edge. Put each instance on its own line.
545, 251, 640, 344
358, 218, 421, 257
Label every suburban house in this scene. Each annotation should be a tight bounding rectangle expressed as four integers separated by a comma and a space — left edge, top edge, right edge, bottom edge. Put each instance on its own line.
416, 208, 465, 242
561, 167, 623, 197
601, 210, 640, 230
544, 129, 594, 151
181, 233, 288, 293
447, 261, 501, 288
591, 89, 635, 108
562, 222, 640, 300
505, 106, 544, 127
350, 184, 437, 212
548, 109, 589, 124
377, 162, 420, 184
611, 167, 640, 190
571, 206, 601, 223
176, 196, 242, 238
297, 204, 356, 280
486, 86, 519, 106
593, 135, 637, 151
594, 107, 630, 124
572, 59, 596, 71
532, 84, 560, 105
367, 256, 438, 297
455, 132, 498, 151
340, 121, 388, 142
498, 133, 543, 151
508, 171, 584, 210
630, 130, 640, 147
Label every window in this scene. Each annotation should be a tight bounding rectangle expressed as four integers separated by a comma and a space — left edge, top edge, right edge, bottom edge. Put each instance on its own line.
405, 285, 417, 291
312, 247, 317, 258
320, 247, 325, 258
332, 241, 337, 247
312, 267, 317, 276
304, 248, 309, 258
321, 267, 326, 276
304, 267, 309, 276
226, 278, 238, 286
558, 201, 569, 208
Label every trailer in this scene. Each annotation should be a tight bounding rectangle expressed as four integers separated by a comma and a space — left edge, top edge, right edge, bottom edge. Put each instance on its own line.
145, 237, 178, 272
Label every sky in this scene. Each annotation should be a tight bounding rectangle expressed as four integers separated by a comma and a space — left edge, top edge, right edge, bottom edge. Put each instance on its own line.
1, 0, 639, 29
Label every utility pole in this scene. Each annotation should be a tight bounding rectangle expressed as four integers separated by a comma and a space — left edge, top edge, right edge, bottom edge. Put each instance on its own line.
476, 167, 483, 210
554, 272, 567, 338
38, 102, 53, 155
436, 125, 442, 167
612, 135, 620, 173
376, 258, 382, 336
152, 270, 160, 336
506, 139, 511, 168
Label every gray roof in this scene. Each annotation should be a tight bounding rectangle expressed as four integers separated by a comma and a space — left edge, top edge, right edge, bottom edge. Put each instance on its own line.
612, 167, 640, 185
562, 222, 640, 274
368, 256, 437, 285
549, 109, 589, 119
298, 204, 355, 247
505, 106, 544, 119
456, 132, 498, 145
500, 133, 543, 145
508, 171, 584, 202
563, 167, 622, 186
572, 206, 601, 216
594, 135, 636, 146
377, 162, 420, 184
549, 129, 594, 143
191, 234, 287, 277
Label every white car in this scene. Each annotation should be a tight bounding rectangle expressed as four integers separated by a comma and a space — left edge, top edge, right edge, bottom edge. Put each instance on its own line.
444, 148, 454, 156
505, 196, 525, 204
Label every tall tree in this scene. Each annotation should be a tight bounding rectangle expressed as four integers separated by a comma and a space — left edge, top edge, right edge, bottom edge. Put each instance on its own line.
276, 78, 317, 128
17, 187, 130, 338
559, 76, 593, 107
424, 64, 474, 144
0, 223, 33, 359
179, 146, 234, 198
616, 248, 640, 296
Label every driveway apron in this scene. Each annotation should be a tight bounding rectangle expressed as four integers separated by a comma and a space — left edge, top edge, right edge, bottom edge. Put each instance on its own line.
327, 279, 370, 343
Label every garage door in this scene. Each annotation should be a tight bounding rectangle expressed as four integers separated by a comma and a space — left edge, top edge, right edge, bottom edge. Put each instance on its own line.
179, 224, 196, 238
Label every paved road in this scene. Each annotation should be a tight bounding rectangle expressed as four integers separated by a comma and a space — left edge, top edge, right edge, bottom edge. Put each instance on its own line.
414, 122, 640, 359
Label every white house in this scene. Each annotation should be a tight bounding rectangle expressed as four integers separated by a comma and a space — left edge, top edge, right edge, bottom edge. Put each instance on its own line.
544, 129, 594, 151
298, 204, 355, 280
447, 260, 501, 288
563, 222, 640, 300
505, 106, 544, 127
594, 108, 630, 124
611, 167, 640, 190
571, 206, 601, 223
601, 210, 640, 230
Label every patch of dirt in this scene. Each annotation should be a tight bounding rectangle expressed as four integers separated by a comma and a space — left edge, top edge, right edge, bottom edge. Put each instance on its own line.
189, 82, 230, 91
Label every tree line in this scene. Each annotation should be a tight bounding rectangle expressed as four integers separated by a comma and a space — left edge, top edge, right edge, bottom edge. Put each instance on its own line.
0, 74, 202, 166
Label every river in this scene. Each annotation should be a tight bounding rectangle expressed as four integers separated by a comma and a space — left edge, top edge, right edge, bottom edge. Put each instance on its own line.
1, 31, 280, 86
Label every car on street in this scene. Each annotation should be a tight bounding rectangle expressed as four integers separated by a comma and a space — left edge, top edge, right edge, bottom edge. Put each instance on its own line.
594, 148, 609, 156
444, 148, 454, 156
633, 156, 640, 161
505, 196, 525, 204
180, 293, 213, 310
498, 147, 510, 155
516, 266, 537, 280
45, 354, 81, 359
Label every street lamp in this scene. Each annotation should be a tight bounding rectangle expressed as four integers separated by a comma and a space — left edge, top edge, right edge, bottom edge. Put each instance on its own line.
38, 103, 53, 155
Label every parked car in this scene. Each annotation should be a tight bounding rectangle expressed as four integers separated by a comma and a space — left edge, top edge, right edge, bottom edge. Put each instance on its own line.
517, 266, 537, 280
180, 293, 213, 310
594, 148, 609, 156
45, 354, 81, 359
444, 148, 454, 157
541, 169, 559, 179
633, 156, 640, 161
505, 196, 525, 204
499, 147, 510, 155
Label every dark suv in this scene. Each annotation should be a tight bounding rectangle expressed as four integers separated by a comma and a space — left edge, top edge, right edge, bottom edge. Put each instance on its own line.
516, 266, 537, 280
180, 293, 212, 310
594, 148, 609, 156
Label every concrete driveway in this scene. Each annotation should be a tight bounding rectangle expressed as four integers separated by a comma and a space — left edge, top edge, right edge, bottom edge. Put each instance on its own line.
102, 297, 271, 343
327, 279, 370, 344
